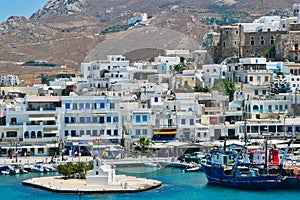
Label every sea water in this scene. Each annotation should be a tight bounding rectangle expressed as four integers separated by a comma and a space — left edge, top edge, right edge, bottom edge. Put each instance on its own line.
0, 167, 299, 200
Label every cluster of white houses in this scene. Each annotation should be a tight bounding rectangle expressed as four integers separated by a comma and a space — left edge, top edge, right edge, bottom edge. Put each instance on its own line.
0, 53, 300, 158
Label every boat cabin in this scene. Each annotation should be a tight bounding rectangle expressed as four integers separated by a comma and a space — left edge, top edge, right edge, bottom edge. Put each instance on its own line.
211, 153, 229, 166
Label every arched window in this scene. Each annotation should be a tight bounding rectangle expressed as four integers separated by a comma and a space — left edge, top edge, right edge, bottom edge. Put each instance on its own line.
31, 131, 36, 138
253, 105, 259, 112
24, 131, 29, 138
37, 131, 42, 138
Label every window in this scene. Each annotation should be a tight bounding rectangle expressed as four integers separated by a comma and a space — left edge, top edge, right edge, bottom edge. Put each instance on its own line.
99, 117, 104, 124
143, 129, 147, 135
79, 103, 84, 110
295, 44, 299, 51
279, 105, 283, 111
114, 130, 118, 136
65, 103, 70, 109
154, 97, 158, 102
71, 130, 76, 137
265, 76, 269, 82
136, 115, 141, 123
262, 90, 266, 95
254, 90, 258, 95
11, 118, 16, 124
261, 40, 264, 45
181, 119, 186, 125
86, 130, 91, 135
107, 116, 111, 123
6, 131, 17, 137
251, 40, 255, 45
107, 129, 111, 135
92, 117, 98, 123
142, 115, 148, 122
31, 131, 36, 138
136, 129, 141, 135
257, 76, 261, 82
268, 105, 272, 112
24, 131, 29, 138
249, 76, 253, 82
65, 117, 69, 123
110, 103, 115, 109
113, 116, 119, 122
100, 130, 104, 135
80, 130, 84, 136
190, 119, 195, 125
271, 36, 275, 45
70, 117, 76, 123
73, 103, 77, 110
100, 103, 105, 109
92, 130, 98, 136
80, 117, 85, 123
223, 42, 226, 47
85, 103, 90, 109
86, 117, 91, 123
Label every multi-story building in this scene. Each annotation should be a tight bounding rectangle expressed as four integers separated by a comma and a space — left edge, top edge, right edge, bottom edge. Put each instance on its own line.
0, 75, 19, 86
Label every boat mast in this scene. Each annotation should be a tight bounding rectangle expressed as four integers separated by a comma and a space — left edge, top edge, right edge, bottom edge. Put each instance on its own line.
264, 135, 269, 174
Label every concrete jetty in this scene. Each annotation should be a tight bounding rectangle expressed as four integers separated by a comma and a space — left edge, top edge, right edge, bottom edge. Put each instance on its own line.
22, 175, 162, 193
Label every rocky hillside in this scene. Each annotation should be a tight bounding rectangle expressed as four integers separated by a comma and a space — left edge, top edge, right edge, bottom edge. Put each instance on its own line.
0, 0, 299, 85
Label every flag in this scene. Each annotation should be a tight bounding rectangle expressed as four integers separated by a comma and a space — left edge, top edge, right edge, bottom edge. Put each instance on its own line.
102, 151, 109, 157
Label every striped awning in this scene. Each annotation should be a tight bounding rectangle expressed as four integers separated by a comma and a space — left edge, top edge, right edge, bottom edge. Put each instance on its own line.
153, 131, 177, 135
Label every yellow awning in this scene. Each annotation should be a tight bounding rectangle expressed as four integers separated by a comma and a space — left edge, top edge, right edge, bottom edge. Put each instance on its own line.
154, 131, 177, 135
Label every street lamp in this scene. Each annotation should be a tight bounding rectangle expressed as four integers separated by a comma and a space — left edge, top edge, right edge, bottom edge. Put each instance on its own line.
15, 138, 19, 163
283, 116, 287, 139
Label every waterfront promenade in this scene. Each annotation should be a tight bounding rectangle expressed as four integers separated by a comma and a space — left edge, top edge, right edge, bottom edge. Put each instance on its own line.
0, 155, 172, 167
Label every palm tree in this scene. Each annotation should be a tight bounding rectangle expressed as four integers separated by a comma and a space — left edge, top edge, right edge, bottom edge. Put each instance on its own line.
138, 137, 151, 154
169, 57, 187, 90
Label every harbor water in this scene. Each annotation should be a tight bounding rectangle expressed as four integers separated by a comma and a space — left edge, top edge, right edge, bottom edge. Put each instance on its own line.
1, 167, 300, 200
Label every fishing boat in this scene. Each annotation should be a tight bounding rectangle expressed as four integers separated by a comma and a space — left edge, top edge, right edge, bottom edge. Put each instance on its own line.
201, 136, 283, 189
201, 151, 282, 189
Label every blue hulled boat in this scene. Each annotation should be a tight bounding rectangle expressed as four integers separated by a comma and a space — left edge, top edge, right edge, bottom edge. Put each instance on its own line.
201, 135, 284, 190
201, 152, 282, 189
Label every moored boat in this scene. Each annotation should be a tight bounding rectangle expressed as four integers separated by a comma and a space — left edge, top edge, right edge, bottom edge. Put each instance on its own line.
201, 151, 282, 189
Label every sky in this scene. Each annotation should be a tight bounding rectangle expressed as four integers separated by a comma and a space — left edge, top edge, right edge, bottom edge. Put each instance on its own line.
0, 0, 48, 23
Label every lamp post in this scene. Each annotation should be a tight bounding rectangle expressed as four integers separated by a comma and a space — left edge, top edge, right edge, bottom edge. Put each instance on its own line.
57, 137, 60, 159
283, 116, 287, 139
15, 141, 18, 163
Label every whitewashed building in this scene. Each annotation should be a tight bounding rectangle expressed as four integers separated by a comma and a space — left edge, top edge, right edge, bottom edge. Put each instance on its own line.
86, 157, 116, 185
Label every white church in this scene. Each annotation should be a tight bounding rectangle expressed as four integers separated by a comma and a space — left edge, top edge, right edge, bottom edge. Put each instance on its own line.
86, 157, 116, 185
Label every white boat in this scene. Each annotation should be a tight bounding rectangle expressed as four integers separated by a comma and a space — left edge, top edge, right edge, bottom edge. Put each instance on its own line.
144, 162, 160, 167
184, 166, 202, 173
31, 165, 47, 173
1, 169, 10, 175
44, 165, 57, 172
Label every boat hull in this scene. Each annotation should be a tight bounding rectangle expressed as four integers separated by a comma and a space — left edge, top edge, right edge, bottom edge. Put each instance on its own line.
201, 164, 281, 189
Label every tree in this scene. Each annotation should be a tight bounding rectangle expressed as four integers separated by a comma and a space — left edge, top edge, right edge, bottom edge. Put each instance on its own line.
56, 162, 74, 178
212, 79, 236, 101
194, 84, 210, 92
138, 137, 151, 153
